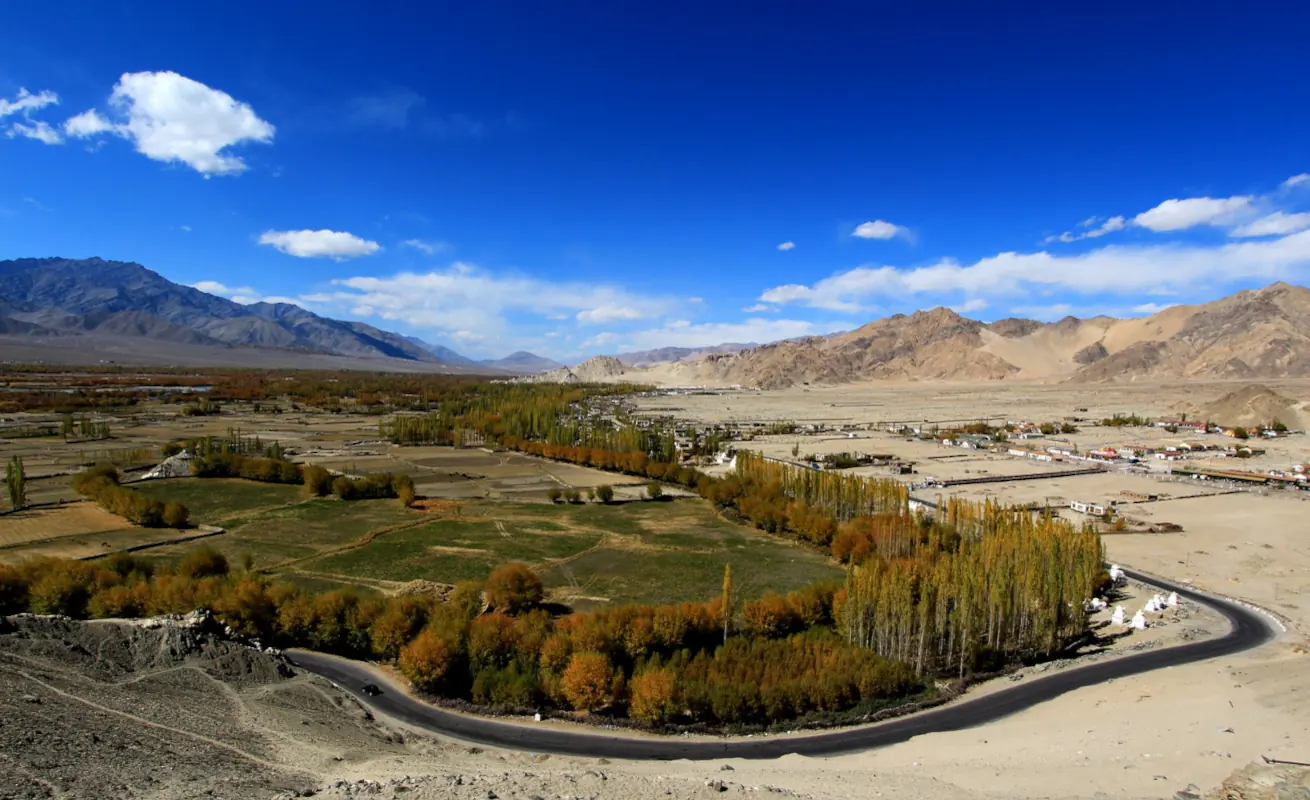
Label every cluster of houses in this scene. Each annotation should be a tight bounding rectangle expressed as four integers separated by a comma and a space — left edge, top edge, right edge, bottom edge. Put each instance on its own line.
943, 433, 1269, 466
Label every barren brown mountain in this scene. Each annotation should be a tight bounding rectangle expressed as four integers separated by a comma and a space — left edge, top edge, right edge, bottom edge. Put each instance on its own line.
666, 282, 1310, 388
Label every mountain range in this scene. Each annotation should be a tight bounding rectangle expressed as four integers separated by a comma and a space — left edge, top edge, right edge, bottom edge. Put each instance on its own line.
651, 281, 1310, 388
2, 258, 1309, 387
0, 258, 559, 373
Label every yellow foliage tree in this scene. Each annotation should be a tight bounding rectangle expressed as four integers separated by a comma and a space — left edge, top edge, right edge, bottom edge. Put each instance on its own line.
561, 651, 613, 712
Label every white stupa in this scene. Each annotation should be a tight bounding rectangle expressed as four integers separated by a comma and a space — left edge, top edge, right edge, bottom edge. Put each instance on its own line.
1167, 591, 1179, 607
1130, 610, 1148, 629
1111, 605, 1126, 626
1109, 564, 1126, 583
1089, 597, 1107, 611
1144, 597, 1160, 613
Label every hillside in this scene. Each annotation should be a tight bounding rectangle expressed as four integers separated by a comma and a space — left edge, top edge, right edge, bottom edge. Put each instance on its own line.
1176, 384, 1309, 430
670, 282, 1310, 388
0, 257, 496, 371
616, 342, 754, 367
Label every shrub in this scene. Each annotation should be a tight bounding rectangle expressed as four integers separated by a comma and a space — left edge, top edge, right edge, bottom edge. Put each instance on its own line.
176, 546, 229, 580
162, 501, 190, 528
595, 484, 615, 504
303, 465, 334, 497
547, 487, 562, 504
646, 482, 663, 500
484, 562, 544, 615
564, 488, 582, 504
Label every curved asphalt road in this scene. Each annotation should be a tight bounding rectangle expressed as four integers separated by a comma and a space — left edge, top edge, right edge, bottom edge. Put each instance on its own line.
287, 568, 1278, 760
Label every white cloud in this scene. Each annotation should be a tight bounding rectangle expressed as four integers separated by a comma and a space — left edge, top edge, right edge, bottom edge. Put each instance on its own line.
1133, 196, 1254, 232
62, 109, 114, 138
1131, 302, 1173, 315
2, 88, 61, 143
777, 241, 796, 251
0, 88, 58, 118
607, 318, 845, 352
402, 238, 450, 255
259, 229, 381, 260
64, 71, 274, 176
1009, 303, 1074, 321
1044, 215, 1126, 244
741, 303, 776, 313
760, 230, 1310, 310
6, 120, 62, 144
1229, 211, 1310, 238
950, 298, 989, 313
191, 280, 266, 305
576, 305, 644, 324
582, 332, 620, 348
322, 262, 677, 340
852, 220, 907, 240
1283, 174, 1310, 189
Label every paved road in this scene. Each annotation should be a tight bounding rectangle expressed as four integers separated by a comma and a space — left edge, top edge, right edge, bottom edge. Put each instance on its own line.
287, 568, 1277, 760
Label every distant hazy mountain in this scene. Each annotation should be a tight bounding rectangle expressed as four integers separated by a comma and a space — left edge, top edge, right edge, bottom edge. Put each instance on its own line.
615, 342, 755, 367
480, 351, 565, 373
0, 257, 490, 368
399, 335, 481, 366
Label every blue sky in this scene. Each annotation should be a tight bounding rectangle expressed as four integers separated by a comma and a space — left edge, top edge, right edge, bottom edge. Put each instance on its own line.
2, 2, 1309, 359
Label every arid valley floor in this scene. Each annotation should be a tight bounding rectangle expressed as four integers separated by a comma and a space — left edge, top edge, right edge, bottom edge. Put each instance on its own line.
3, 377, 1309, 800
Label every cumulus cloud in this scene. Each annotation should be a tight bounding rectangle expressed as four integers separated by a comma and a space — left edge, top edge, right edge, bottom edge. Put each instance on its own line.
777, 241, 796, 251
1, 88, 61, 143
6, 120, 62, 144
1044, 215, 1126, 244
576, 305, 645, 324
259, 229, 381, 260
1008, 303, 1074, 321
63, 71, 274, 176
1229, 211, 1310, 238
1283, 174, 1310, 189
319, 262, 677, 340
63, 109, 114, 137
402, 238, 450, 255
0, 88, 58, 118
191, 280, 264, 305
741, 304, 776, 313
604, 318, 845, 352
760, 230, 1310, 310
950, 298, 989, 313
852, 220, 907, 240
1133, 196, 1254, 232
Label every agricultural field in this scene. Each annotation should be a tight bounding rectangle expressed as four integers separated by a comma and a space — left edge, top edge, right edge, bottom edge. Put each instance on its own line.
0, 502, 199, 561
304, 498, 841, 607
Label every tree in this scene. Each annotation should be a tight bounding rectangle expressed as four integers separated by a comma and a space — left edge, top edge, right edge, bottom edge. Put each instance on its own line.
398, 628, 454, 693
448, 580, 485, 619
5, 456, 26, 511
564, 488, 582, 504
484, 562, 544, 614
721, 563, 734, 643
547, 487, 563, 504
646, 482, 663, 501
628, 668, 676, 724
561, 651, 614, 713
595, 484, 614, 504
1233, 426, 1250, 440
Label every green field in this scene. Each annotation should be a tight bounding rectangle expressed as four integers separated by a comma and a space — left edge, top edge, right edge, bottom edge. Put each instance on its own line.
304, 499, 842, 607
134, 478, 418, 571
135, 478, 301, 524
130, 480, 842, 608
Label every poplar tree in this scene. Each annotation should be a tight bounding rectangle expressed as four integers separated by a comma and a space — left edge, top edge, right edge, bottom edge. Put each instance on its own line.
721, 563, 733, 643
5, 456, 26, 511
